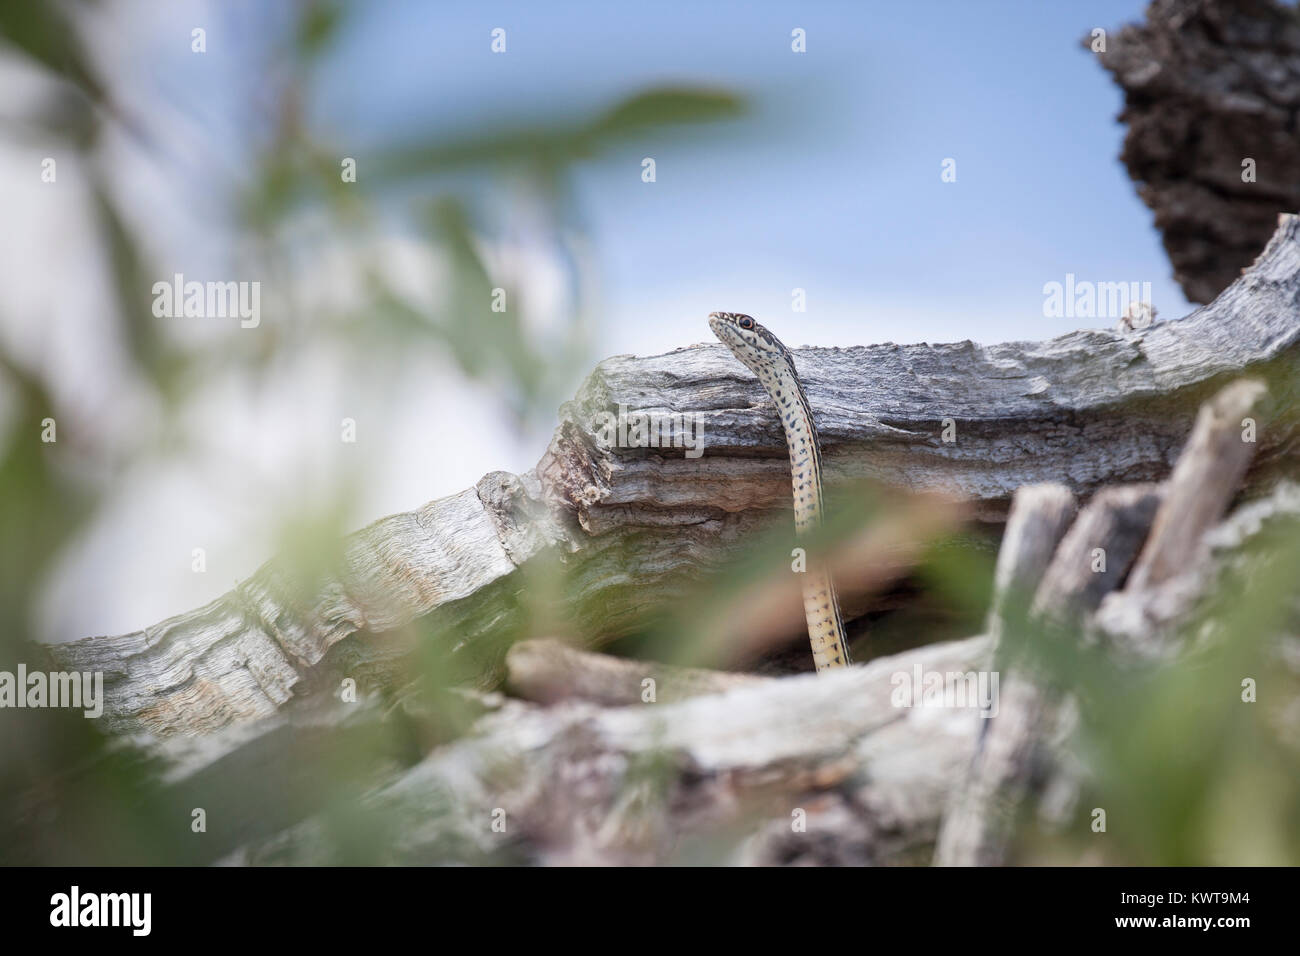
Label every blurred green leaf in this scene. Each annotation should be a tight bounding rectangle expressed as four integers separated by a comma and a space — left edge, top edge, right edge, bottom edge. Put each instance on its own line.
369, 86, 746, 181
0, 0, 107, 108
296, 0, 345, 61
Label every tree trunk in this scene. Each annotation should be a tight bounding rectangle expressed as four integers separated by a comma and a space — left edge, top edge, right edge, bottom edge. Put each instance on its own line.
1090, 0, 1300, 303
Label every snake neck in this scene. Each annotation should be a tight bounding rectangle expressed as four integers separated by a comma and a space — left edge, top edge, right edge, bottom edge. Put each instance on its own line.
756, 357, 852, 670
756, 360, 826, 534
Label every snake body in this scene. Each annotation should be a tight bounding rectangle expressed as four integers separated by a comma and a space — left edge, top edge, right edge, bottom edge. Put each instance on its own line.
708, 312, 851, 671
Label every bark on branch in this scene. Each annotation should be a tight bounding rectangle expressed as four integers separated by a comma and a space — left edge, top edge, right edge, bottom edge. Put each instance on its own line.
54, 215, 1300, 739
1091, 0, 1300, 303
936, 377, 1272, 865
230, 635, 994, 866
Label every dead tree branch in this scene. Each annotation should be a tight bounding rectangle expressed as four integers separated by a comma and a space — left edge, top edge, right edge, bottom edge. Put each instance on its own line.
52, 216, 1300, 744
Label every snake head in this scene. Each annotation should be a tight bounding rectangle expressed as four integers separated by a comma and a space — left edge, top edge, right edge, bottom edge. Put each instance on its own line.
708, 311, 793, 378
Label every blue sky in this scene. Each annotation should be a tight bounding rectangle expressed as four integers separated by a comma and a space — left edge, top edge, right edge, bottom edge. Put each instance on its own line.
319, 0, 1188, 355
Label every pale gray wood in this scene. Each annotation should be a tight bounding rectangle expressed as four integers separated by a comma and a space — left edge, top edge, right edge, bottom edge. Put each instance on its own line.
1126, 379, 1268, 590
933, 485, 1078, 867
129, 481, 1300, 866
984, 484, 1078, 643
51, 214, 1300, 738
505, 638, 769, 705
226, 635, 993, 866
938, 378, 1283, 865
52, 480, 556, 736
539, 215, 1300, 532
935, 484, 1164, 866
1095, 479, 1300, 658
1032, 484, 1165, 622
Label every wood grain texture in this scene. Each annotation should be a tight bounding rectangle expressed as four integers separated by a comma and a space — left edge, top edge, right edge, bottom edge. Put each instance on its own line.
983, 484, 1078, 644
52, 215, 1300, 737
935, 483, 1164, 866
937, 379, 1282, 865
933, 485, 1079, 867
228, 635, 993, 866
1090, 0, 1300, 303
144, 480, 1300, 866
1126, 378, 1268, 590
1097, 479, 1299, 660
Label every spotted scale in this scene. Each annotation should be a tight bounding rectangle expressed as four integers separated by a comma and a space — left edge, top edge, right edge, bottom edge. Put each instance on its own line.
707, 311, 852, 671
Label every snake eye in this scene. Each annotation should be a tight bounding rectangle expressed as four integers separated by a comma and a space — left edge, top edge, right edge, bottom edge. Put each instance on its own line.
738, 316, 754, 330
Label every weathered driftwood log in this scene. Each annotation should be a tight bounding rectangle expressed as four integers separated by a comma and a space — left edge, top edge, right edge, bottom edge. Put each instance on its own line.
937, 377, 1272, 864
1031, 485, 1165, 623
1090, 0, 1300, 303
935, 483, 1164, 866
1097, 379, 1277, 656
1126, 379, 1268, 591
185, 476, 1296, 867
932, 484, 1075, 866
982, 484, 1078, 644
53, 215, 1300, 738
1095, 481, 1300, 659
228, 635, 993, 866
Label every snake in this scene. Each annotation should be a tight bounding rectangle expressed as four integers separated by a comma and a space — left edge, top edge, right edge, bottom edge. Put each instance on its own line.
708, 311, 852, 671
